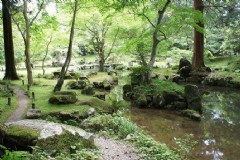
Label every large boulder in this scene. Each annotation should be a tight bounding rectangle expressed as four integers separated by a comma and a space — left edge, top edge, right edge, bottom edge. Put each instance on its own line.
178, 58, 191, 70
171, 75, 185, 83
103, 80, 112, 90
49, 91, 78, 104
184, 85, 202, 113
152, 94, 165, 108
66, 81, 87, 89
162, 91, 185, 105
93, 93, 106, 100
179, 66, 191, 78
49, 109, 94, 121
81, 85, 95, 95
1, 120, 94, 152
134, 94, 147, 108
93, 82, 104, 89
0, 124, 39, 150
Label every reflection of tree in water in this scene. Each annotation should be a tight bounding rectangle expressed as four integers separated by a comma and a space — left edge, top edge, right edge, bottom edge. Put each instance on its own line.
199, 91, 240, 160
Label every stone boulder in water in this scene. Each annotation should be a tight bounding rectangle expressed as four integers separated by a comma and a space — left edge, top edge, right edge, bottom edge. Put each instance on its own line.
184, 84, 202, 113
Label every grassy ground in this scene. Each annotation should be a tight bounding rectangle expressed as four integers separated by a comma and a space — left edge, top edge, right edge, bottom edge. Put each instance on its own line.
10, 71, 115, 116
11, 79, 91, 116
0, 84, 17, 123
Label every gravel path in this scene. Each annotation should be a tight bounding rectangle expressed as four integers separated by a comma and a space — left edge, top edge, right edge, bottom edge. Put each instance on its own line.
6, 87, 28, 122
95, 137, 140, 160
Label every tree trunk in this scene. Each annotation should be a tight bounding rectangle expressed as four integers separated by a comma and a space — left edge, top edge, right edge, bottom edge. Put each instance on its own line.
2, 0, 19, 80
192, 0, 205, 70
147, 0, 171, 82
99, 57, 105, 72
42, 36, 52, 75
53, 0, 78, 92
23, 0, 33, 85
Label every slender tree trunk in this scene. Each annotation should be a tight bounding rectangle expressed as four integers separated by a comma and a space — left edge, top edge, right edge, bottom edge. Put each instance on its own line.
192, 0, 205, 70
42, 36, 52, 75
53, 0, 78, 92
148, 30, 160, 69
99, 58, 105, 72
2, 0, 19, 80
147, 0, 171, 82
23, 0, 33, 85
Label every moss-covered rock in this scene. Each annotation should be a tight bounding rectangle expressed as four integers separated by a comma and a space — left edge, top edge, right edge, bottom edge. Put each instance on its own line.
134, 94, 147, 108
162, 91, 185, 105
103, 80, 111, 90
49, 95, 78, 104
26, 109, 42, 119
78, 98, 114, 114
93, 93, 106, 100
49, 110, 90, 121
66, 80, 87, 90
152, 94, 165, 108
36, 130, 95, 155
2, 125, 39, 150
182, 109, 201, 121
184, 85, 202, 113
81, 85, 95, 95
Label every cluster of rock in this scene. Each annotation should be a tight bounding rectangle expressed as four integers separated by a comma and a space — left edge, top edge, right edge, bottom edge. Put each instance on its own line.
171, 58, 240, 89
123, 84, 202, 121
171, 58, 209, 83
65, 78, 116, 97
202, 77, 240, 88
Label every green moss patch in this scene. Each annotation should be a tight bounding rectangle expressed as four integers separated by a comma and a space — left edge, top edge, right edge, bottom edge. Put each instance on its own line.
36, 130, 95, 155
6, 125, 39, 141
134, 79, 184, 96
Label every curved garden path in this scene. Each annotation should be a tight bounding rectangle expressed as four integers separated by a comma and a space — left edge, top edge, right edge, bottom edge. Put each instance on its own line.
6, 87, 28, 122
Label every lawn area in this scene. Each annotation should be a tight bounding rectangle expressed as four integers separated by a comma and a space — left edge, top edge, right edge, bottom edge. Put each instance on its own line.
0, 84, 17, 123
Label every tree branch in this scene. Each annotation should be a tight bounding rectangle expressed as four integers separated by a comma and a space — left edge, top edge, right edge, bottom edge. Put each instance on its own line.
105, 28, 119, 61
142, 13, 156, 28
29, 1, 45, 26
11, 16, 25, 40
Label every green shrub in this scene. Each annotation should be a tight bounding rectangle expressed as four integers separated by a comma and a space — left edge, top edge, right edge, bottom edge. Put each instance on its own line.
2, 151, 30, 160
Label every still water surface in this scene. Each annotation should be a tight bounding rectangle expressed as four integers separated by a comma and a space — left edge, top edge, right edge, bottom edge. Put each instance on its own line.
129, 87, 240, 160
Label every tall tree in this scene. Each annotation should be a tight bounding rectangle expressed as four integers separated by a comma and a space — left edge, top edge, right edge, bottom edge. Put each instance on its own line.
12, 0, 44, 85
192, 0, 205, 70
53, 0, 78, 92
86, 17, 119, 72
2, 0, 19, 80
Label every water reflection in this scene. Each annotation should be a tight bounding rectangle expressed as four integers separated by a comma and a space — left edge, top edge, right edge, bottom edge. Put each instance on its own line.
129, 87, 240, 160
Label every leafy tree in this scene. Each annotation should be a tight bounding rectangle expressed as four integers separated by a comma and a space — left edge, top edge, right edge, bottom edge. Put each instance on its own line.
85, 13, 119, 72
11, 0, 45, 85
